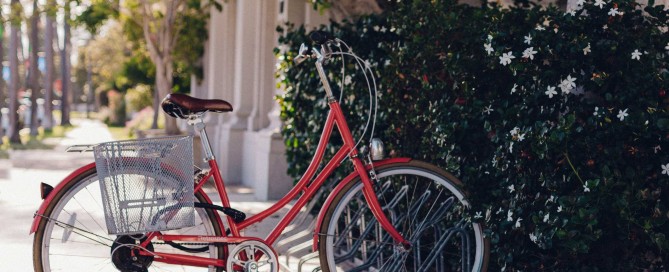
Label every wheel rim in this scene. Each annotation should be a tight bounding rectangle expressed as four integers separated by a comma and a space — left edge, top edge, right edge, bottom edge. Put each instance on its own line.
39, 172, 219, 271
324, 167, 485, 271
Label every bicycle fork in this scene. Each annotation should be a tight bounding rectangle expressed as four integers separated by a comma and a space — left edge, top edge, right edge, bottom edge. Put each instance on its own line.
351, 156, 412, 250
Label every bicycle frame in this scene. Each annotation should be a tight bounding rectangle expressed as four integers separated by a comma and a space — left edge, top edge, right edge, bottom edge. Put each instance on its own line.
127, 97, 410, 267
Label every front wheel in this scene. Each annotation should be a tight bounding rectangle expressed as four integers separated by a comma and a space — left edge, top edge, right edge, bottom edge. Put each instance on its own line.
32, 167, 225, 272
319, 160, 488, 271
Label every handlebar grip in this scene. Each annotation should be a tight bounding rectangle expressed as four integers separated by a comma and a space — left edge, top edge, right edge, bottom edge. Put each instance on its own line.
309, 31, 335, 45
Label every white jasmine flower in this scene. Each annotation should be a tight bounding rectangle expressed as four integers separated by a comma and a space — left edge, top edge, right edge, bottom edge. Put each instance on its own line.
497, 207, 504, 214
565, 9, 576, 16
617, 108, 629, 121
507, 210, 513, 221
535, 25, 545, 31
524, 35, 532, 44
483, 105, 494, 115
559, 83, 571, 94
602, 24, 608, 30
510, 127, 520, 136
608, 8, 619, 16
499, 51, 515, 66
515, 218, 522, 228
517, 133, 526, 141
373, 26, 380, 32
594, 0, 606, 8
530, 233, 538, 243
593, 106, 601, 117
583, 43, 591, 55
563, 75, 576, 89
543, 213, 550, 223
554, 27, 559, 33
631, 49, 642, 60
573, 86, 585, 95
654, 145, 661, 154
511, 83, 518, 94
474, 211, 483, 219
344, 75, 352, 85
509, 142, 514, 153
583, 183, 590, 193
508, 184, 515, 193
484, 43, 494, 55
557, 206, 563, 212
545, 86, 558, 98
665, 42, 669, 51
662, 163, 669, 175
522, 47, 537, 60
487, 35, 493, 41
576, 0, 585, 5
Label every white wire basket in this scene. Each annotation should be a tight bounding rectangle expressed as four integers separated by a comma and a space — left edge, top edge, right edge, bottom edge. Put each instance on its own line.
93, 136, 195, 235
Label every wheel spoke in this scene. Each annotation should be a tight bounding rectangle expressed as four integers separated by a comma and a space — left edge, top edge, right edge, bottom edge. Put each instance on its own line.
35, 169, 223, 272
319, 164, 487, 272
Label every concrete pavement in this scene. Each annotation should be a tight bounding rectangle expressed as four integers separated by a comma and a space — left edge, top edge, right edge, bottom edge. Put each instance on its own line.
0, 118, 319, 272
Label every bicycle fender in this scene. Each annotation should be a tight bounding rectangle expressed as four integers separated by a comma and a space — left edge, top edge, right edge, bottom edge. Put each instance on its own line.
30, 163, 97, 234
312, 157, 412, 251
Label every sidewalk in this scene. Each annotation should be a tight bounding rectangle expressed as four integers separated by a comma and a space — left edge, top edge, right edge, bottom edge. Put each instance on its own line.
0, 119, 112, 271
0, 118, 318, 271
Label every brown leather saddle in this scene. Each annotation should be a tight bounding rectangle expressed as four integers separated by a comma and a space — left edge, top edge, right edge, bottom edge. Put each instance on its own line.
161, 93, 233, 119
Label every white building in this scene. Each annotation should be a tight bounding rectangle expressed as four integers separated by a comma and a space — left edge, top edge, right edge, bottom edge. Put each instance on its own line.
191, 1, 330, 200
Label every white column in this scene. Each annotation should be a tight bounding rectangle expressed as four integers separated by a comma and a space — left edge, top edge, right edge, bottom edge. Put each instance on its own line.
209, 1, 237, 162
245, 0, 331, 200
215, 0, 261, 185
304, 3, 330, 29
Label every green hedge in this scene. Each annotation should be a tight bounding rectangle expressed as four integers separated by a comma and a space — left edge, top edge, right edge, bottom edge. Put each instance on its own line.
277, 0, 668, 270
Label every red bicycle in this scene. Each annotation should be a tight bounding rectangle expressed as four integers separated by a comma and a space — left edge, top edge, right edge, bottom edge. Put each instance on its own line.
30, 32, 489, 271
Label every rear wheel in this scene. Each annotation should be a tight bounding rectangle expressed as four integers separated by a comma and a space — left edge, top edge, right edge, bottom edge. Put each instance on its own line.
32, 167, 225, 271
319, 161, 488, 271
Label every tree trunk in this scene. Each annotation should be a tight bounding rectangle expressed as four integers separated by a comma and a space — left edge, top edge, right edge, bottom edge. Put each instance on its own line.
60, 3, 71, 126
140, 0, 181, 135
0, 23, 6, 139
44, 0, 56, 130
8, 0, 22, 143
29, 0, 40, 136
155, 59, 178, 134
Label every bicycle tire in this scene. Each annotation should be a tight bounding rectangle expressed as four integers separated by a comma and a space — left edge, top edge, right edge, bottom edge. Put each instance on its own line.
32, 167, 226, 272
318, 160, 489, 272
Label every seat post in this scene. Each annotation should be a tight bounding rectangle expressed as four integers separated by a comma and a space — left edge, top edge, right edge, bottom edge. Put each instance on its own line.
187, 115, 215, 162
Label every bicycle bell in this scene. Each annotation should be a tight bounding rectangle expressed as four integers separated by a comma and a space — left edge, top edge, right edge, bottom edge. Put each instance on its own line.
370, 138, 385, 161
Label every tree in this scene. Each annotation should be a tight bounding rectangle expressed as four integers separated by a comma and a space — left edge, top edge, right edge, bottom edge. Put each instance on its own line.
8, 0, 22, 143
43, 0, 57, 130
60, 0, 71, 126
28, 0, 40, 136
0, 8, 6, 139
128, 0, 219, 134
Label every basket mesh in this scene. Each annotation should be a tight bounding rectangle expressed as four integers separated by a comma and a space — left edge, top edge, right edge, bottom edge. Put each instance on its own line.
93, 136, 195, 235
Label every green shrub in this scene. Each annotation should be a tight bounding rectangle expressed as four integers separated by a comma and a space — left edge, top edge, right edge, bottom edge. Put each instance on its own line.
278, 0, 668, 270
125, 84, 153, 113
